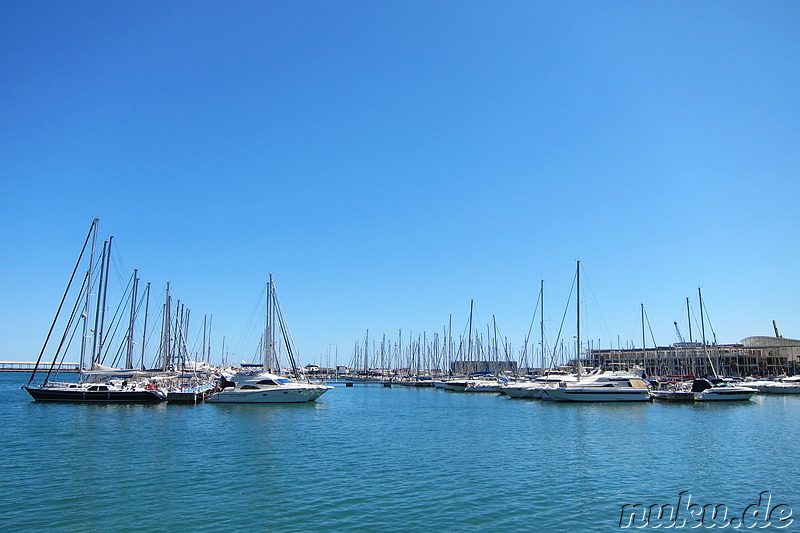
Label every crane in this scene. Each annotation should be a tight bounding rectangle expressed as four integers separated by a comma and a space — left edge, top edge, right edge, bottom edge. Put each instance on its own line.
674, 321, 686, 344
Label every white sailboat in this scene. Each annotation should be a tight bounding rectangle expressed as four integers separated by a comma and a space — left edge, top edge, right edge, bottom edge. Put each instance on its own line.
206, 275, 332, 404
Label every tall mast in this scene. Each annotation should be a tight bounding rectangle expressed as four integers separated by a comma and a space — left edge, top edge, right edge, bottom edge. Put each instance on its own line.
576, 260, 581, 376
641, 303, 646, 351
91, 239, 108, 365
447, 316, 452, 372
686, 297, 693, 343
97, 236, 113, 363
162, 282, 171, 370
79, 218, 99, 373
364, 329, 369, 375
540, 279, 545, 374
492, 315, 498, 366
206, 315, 213, 363
140, 282, 150, 370
265, 274, 274, 371
126, 269, 138, 369
202, 314, 207, 366
467, 300, 474, 368
699, 287, 716, 377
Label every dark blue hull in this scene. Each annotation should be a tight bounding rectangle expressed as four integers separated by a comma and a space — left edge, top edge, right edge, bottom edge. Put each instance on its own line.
23, 386, 165, 403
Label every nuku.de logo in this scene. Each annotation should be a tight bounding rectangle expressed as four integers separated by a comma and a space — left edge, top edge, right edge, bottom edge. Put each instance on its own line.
619, 491, 793, 529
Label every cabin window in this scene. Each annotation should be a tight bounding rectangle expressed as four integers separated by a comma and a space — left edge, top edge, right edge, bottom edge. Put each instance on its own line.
256, 380, 278, 386
240, 385, 260, 390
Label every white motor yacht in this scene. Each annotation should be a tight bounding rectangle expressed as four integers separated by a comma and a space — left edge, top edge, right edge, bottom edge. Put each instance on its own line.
691, 378, 757, 401
543, 377, 651, 402
206, 372, 332, 403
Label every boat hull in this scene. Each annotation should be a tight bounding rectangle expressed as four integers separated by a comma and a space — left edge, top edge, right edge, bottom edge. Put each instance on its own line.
694, 389, 756, 401
23, 386, 165, 403
502, 386, 547, 399
544, 387, 651, 402
206, 386, 330, 403
650, 390, 695, 402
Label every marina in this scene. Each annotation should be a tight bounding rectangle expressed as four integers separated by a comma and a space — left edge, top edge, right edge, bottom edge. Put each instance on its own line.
4, 2, 798, 530
3, 371, 799, 532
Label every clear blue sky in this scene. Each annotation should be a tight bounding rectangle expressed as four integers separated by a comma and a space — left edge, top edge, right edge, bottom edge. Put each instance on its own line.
2, 1, 798, 367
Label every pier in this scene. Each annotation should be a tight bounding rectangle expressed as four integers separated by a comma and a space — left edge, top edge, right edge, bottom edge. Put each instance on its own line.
0, 361, 79, 373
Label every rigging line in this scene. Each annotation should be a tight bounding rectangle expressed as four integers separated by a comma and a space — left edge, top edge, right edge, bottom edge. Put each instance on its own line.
109, 329, 128, 368
688, 300, 702, 343
643, 307, 658, 348
271, 283, 305, 379
700, 297, 718, 345
42, 271, 90, 384
547, 268, 577, 372
521, 289, 542, 362
579, 264, 613, 346
187, 317, 204, 358
143, 304, 165, 370
29, 219, 97, 384
50, 309, 83, 381
97, 273, 134, 364
234, 285, 265, 362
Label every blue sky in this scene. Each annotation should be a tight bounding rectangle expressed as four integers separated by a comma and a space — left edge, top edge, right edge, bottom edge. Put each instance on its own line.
1, 1, 798, 367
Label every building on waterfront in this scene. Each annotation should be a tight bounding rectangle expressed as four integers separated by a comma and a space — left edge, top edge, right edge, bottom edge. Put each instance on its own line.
581, 336, 800, 377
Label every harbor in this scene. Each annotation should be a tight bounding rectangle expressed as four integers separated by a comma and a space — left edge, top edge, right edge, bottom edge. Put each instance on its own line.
4, 1, 798, 530
2, 371, 798, 531
19, 221, 800, 407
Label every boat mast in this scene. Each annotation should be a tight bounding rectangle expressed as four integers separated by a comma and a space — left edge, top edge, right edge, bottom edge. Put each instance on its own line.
540, 280, 545, 375
467, 300, 473, 372
447, 316, 452, 374
79, 218, 99, 373
30, 218, 98, 385
699, 287, 717, 377
364, 329, 369, 376
98, 236, 113, 364
265, 274, 274, 371
140, 282, 150, 370
206, 315, 213, 364
641, 303, 646, 352
576, 260, 581, 378
202, 314, 207, 366
162, 282, 171, 370
126, 269, 138, 369
91, 239, 108, 366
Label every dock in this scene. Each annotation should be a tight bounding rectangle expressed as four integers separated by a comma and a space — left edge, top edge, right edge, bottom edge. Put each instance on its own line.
0, 361, 80, 373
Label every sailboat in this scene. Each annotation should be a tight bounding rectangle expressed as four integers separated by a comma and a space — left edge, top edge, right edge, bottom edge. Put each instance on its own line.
650, 289, 756, 402
22, 219, 166, 402
691, 288, 756, 401
544, 261, 651, 402
206, 275, 332, 403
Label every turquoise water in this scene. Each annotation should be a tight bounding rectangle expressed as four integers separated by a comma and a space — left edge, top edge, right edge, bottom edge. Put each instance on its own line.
2, 374, 799, 532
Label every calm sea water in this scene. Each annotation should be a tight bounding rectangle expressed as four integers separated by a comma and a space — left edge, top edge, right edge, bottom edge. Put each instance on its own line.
2, 373, 799, 532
